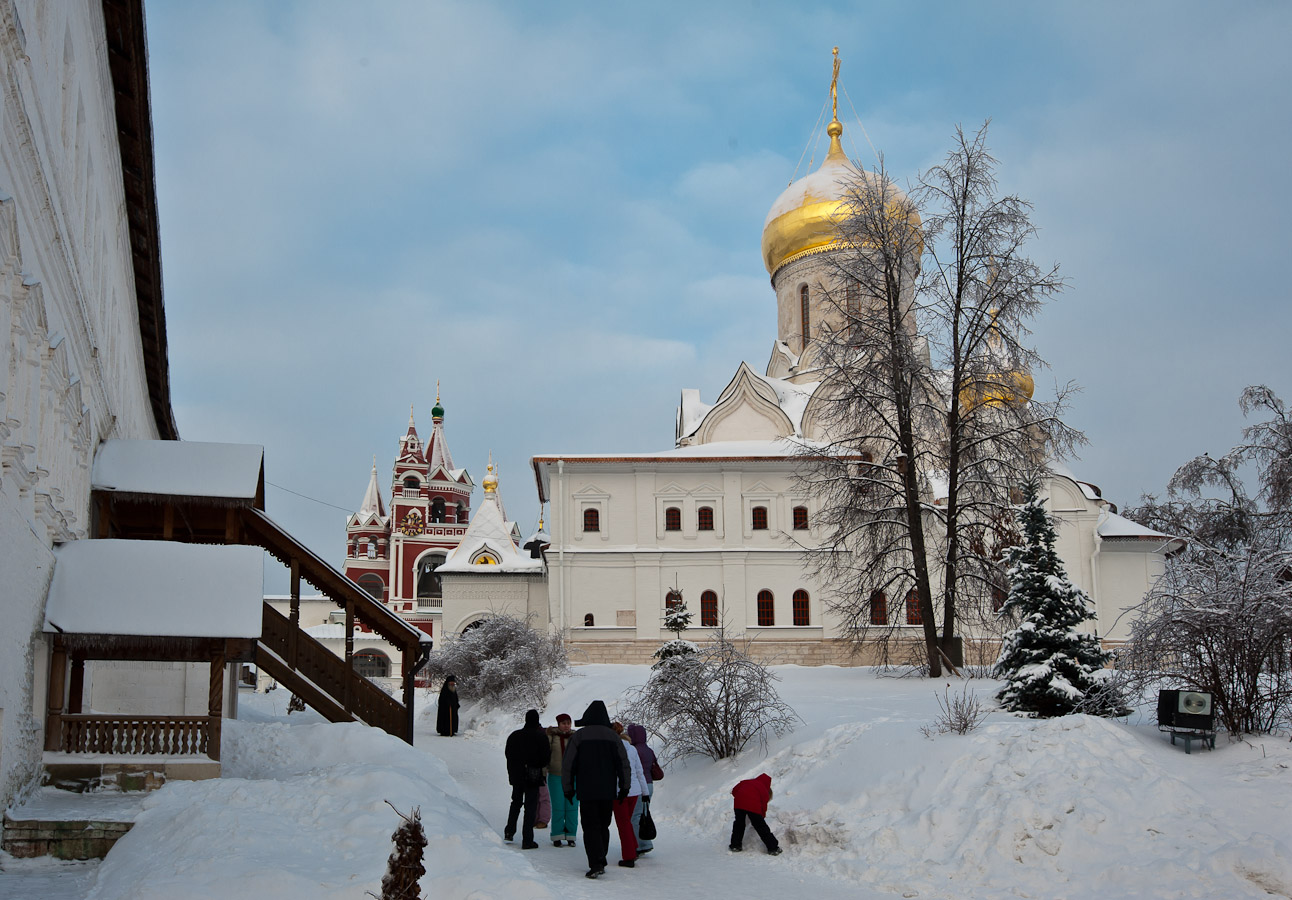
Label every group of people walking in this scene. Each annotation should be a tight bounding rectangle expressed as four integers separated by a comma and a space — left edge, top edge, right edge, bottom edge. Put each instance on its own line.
504, 701, 663, 879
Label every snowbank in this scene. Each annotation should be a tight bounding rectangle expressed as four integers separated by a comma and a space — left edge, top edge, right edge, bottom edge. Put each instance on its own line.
86, 711, 555, 900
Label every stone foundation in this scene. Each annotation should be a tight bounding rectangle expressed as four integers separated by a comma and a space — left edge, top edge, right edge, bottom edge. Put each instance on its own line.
2, 816, 133, 860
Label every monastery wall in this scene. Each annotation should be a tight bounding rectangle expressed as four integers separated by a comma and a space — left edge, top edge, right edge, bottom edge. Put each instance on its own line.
1, 1, 161, 807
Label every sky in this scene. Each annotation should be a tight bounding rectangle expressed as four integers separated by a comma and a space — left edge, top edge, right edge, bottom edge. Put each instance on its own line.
143, 1, 1292, 589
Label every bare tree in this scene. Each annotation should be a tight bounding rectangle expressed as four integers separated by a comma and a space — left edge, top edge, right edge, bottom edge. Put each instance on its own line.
622, 622, 799, 761
1121, 386, 1292, 734
799, 123, 1081, 676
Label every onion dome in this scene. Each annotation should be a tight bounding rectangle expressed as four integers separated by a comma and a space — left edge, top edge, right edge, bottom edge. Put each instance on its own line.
959, 310, 1036, 411
482, 452, 498, 493
761, 49, 919, 278
431, 380, 445, 421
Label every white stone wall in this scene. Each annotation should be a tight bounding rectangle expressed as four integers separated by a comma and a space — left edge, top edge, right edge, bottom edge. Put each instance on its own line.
1, 1, 161, 807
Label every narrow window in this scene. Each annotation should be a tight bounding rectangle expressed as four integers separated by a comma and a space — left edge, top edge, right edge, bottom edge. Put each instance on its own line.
793, 589, 810, 626
583, 508, 600, 532
701, 590, 718, 627
403, 476, 419, 490
792, 505, 809, 530
665, 589, 682, 612
584, 613, 595, 627
757, 590, 775, 626
366, 539, 376, 560
800, 284, 811, 351
665, 506, 681, 531
869, 590, 887, 625
906, 589, 922, 625
846, 281, 860, 316
431, 497, 446, 523
751, 506, 768, 531
697, 506, 714, 531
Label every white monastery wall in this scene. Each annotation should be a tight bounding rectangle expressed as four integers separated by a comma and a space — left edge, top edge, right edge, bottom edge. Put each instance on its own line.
1, 1, 160, 806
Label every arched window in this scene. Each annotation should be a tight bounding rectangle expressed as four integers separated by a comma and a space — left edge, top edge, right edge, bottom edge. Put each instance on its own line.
792, 506, 809, 530
352, 650, 390, 679
869, 590, 887, 625
701, 590, 718, 627
357, 573, 384, 600
751, 506, 768, 531
906, 589, 922, 625
458, 506, 468, 524
583, 508, 600, 532
416, 554, 445, 600
793, 589, 810, 626
800, 284, 810, 351
365, 539, 376, 560
584, 613, 595, 627
757, 589, 774, 626
991, 584, 1007, 613
665, 589, 682, 612
665, 507, 681, 531
430, 497, 446, 523
697, 506, 714, 531
403, 476, 419, 490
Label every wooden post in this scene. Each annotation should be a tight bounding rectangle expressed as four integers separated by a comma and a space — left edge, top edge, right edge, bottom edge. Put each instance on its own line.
403, 642, 416, 744
208, 648, 225, 762
45, 642, 68, 751
287, 557, 300, 667
162, 504, 174, 540
225, 508, 238, 543
343, 600, 354, 714
96, 496, 111, 539
68, 655, 85, 714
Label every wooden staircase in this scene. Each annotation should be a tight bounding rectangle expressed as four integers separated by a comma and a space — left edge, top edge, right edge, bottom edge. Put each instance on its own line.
92, 488, 429, 744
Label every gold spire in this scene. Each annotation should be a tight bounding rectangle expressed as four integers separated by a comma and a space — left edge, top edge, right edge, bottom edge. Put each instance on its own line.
408, 404, 415, 428
435, 380, 440, 404
483, 450, 498, 493
825, 46, 846, 162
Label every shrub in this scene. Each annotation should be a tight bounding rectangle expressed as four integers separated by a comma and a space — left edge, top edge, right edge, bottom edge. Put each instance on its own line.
423, 615, 568, 711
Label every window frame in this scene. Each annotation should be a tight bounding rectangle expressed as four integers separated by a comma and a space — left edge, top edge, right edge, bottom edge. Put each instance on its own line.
697, 505, 714, 531
751, 506, 769, 531
792, 589, 810, 626
757, 589, 775, 627
869, 590, 887, 626
792, 505, 809, 530
664, 506, 682, 532
906, 589, 922, 626
700, 590, 718, 627
583, 507, 600, 533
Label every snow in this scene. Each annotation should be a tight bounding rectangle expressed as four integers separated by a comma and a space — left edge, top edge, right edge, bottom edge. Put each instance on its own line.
91, 440, 263, 501
10, 667, 1292, 900
1098, 510, 1176, 540
438, 488, 543, 574
44, 540, 263, 638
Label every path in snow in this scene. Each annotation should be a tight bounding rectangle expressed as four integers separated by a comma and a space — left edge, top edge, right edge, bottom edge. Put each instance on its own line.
0, 854, 100, 900
414, 711, 895, 899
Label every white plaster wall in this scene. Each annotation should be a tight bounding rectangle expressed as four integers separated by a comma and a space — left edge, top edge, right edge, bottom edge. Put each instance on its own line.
88, 661, 234, 718
1, 1, 161, 807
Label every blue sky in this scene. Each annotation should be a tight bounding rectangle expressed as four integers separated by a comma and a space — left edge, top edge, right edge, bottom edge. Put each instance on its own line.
145, 1, 1292, 586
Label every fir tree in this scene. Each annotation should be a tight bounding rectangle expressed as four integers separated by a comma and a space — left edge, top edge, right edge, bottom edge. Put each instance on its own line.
993, 484, 1114, 717
653, 589, 697, 669
370, 803, 426, 900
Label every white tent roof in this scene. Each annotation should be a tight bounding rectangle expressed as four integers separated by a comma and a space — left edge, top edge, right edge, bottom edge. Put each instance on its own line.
439, 488, 542, 575
44, 540, 264, 638
92, 440, 264, 501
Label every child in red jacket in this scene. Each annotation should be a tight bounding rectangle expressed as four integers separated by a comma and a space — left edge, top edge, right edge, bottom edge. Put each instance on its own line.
729, 773, 782, 855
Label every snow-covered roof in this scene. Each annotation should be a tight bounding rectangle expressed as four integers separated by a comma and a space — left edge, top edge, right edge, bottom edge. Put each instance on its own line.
304, 623, 358, 640
1049, 461, 1103, 501
45, 540, 263, 638
536, 438, 817, 463
1098, 512, 1175, 541
439, 486, 542, 575
92, 440, 264, 503
357, 461, 385, 517
676, 362, 822, 443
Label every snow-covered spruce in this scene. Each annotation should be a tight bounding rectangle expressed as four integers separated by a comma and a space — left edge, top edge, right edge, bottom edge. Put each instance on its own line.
653, 590, 697, 668
993, 484, 1117, 717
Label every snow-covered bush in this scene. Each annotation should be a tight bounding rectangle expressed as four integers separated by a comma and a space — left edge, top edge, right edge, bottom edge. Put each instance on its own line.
423, 615, 568, 711
993, 484, 1119, 717
624, 624, 799, 760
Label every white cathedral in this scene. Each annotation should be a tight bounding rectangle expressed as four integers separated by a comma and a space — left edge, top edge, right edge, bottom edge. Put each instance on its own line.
426, 68, 1182, 668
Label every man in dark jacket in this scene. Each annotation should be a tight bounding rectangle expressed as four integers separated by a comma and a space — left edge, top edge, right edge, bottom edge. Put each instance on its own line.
561, 700, 630, 878
504, 709, 551, 849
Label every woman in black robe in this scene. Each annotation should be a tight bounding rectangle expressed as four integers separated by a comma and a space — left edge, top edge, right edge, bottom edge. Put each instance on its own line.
436, 675, 460, 736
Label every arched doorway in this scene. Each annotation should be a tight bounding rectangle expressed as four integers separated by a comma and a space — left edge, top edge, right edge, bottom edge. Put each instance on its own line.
352, 649, 391, 679
416, 552, 446, 603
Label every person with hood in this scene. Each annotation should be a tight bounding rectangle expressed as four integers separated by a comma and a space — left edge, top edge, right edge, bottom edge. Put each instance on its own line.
545, 713, 578, 847
561, 700, 630, 879
504, 709, 550, 849
627, 723, 660, 854
729, 773, 782, 855
611, 722, 648, 868
436, 675, 460, 736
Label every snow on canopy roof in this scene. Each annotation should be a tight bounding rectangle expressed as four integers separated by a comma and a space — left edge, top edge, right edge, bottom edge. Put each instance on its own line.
45, 540, 263, 638
92, 440, 264, 503
439, 490, 542, 574
1098, 512, 1173, 540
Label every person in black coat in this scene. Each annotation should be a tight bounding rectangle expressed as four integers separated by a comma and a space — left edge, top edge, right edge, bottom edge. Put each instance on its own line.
436, 675, 460, 736
504, 709, 550, 849
561, 700, 630, 879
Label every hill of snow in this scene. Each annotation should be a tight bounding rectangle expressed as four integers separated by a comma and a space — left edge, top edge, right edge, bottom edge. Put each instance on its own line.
29, 665, 1290, 900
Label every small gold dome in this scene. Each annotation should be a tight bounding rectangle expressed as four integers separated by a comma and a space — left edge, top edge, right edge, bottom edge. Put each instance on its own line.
960, 370, 1036, 412
482, 453, 498, 493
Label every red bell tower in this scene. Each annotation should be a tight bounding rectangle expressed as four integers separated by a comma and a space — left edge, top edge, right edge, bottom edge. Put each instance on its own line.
342, 388, 473, 637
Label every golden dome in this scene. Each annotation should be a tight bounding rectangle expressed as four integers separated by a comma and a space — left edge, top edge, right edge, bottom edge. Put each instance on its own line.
761, 51, 919, 278
482, 452, 498, 493
960, 370, 1036, 412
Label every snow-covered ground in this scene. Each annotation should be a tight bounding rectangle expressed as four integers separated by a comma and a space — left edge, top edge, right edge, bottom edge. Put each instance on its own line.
3, 666, 1290, 899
